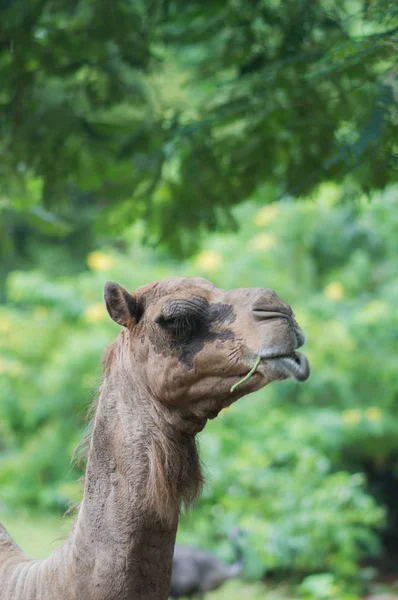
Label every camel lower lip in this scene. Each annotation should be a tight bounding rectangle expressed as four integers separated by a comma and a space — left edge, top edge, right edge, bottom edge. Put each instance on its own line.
268, 351, 310, 381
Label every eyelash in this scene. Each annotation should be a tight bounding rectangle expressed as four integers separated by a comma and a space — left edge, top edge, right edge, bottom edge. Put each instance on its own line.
157, 313, 202, 337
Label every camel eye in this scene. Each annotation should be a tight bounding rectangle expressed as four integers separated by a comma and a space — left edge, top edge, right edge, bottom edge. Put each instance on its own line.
155, 314, 176, 328
155, 297, 209, 339
155, 312, 201, 339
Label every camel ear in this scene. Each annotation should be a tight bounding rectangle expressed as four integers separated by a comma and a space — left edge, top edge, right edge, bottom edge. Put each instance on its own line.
104, 281, 141, 327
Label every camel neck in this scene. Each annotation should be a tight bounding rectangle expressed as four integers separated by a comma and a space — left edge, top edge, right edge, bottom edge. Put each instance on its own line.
1, 358, 202, 600
63, 376, 183, 600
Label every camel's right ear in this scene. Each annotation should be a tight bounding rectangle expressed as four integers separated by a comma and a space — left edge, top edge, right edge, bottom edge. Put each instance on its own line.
104, 281, 141, 327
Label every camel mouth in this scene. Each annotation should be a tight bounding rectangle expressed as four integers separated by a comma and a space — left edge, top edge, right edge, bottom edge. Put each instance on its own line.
267, 351, 310, 382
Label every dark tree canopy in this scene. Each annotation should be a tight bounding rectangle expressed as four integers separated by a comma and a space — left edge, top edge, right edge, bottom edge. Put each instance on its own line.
1, 0, 398, 259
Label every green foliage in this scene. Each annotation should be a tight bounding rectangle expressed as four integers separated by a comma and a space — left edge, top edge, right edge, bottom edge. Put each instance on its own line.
1, 0, 398, 260
1, 190, 397, 598
298, 573, 357, 600
1, 4, 397, 596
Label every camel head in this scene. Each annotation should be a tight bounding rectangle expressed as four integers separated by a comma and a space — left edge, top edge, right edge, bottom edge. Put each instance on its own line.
104, 276, 309, 431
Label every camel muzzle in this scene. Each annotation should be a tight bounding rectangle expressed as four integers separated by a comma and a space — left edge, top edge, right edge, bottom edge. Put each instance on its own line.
259, 350, 310, 382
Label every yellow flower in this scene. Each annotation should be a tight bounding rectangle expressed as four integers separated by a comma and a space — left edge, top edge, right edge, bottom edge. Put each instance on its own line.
196, 250, 223, 272
253, 205, 277, 227
365, 407, 382, 423
342, 409, 362, 425
250, 233, 277, 251
87, 251, 113, 272
324, 282, 345, 301
84, 303, 106, 323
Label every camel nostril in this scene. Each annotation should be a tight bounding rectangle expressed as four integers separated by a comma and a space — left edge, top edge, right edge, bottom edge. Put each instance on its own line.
252, 309, 291, 322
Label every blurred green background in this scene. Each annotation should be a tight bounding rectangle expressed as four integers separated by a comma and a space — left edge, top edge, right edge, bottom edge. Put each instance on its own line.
1, 1, 398, 598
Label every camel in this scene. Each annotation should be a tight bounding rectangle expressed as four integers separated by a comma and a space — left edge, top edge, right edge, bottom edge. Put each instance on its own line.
0, 276, 309, 600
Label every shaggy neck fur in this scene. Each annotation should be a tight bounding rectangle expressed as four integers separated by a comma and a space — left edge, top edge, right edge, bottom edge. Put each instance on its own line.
0, 336, 203, 600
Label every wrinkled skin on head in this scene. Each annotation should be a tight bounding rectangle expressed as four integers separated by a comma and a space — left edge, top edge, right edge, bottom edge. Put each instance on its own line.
105, 276, 309, 427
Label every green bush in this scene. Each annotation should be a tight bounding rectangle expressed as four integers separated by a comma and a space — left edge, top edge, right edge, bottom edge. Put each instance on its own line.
1, 187, 397, 594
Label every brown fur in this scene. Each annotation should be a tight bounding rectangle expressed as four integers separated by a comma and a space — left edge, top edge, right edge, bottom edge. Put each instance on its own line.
75, 340, 203, 526
0, 276, 309, 600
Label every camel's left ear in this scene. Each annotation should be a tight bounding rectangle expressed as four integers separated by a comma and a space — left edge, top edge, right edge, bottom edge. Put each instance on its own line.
104, 281, 141, 327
